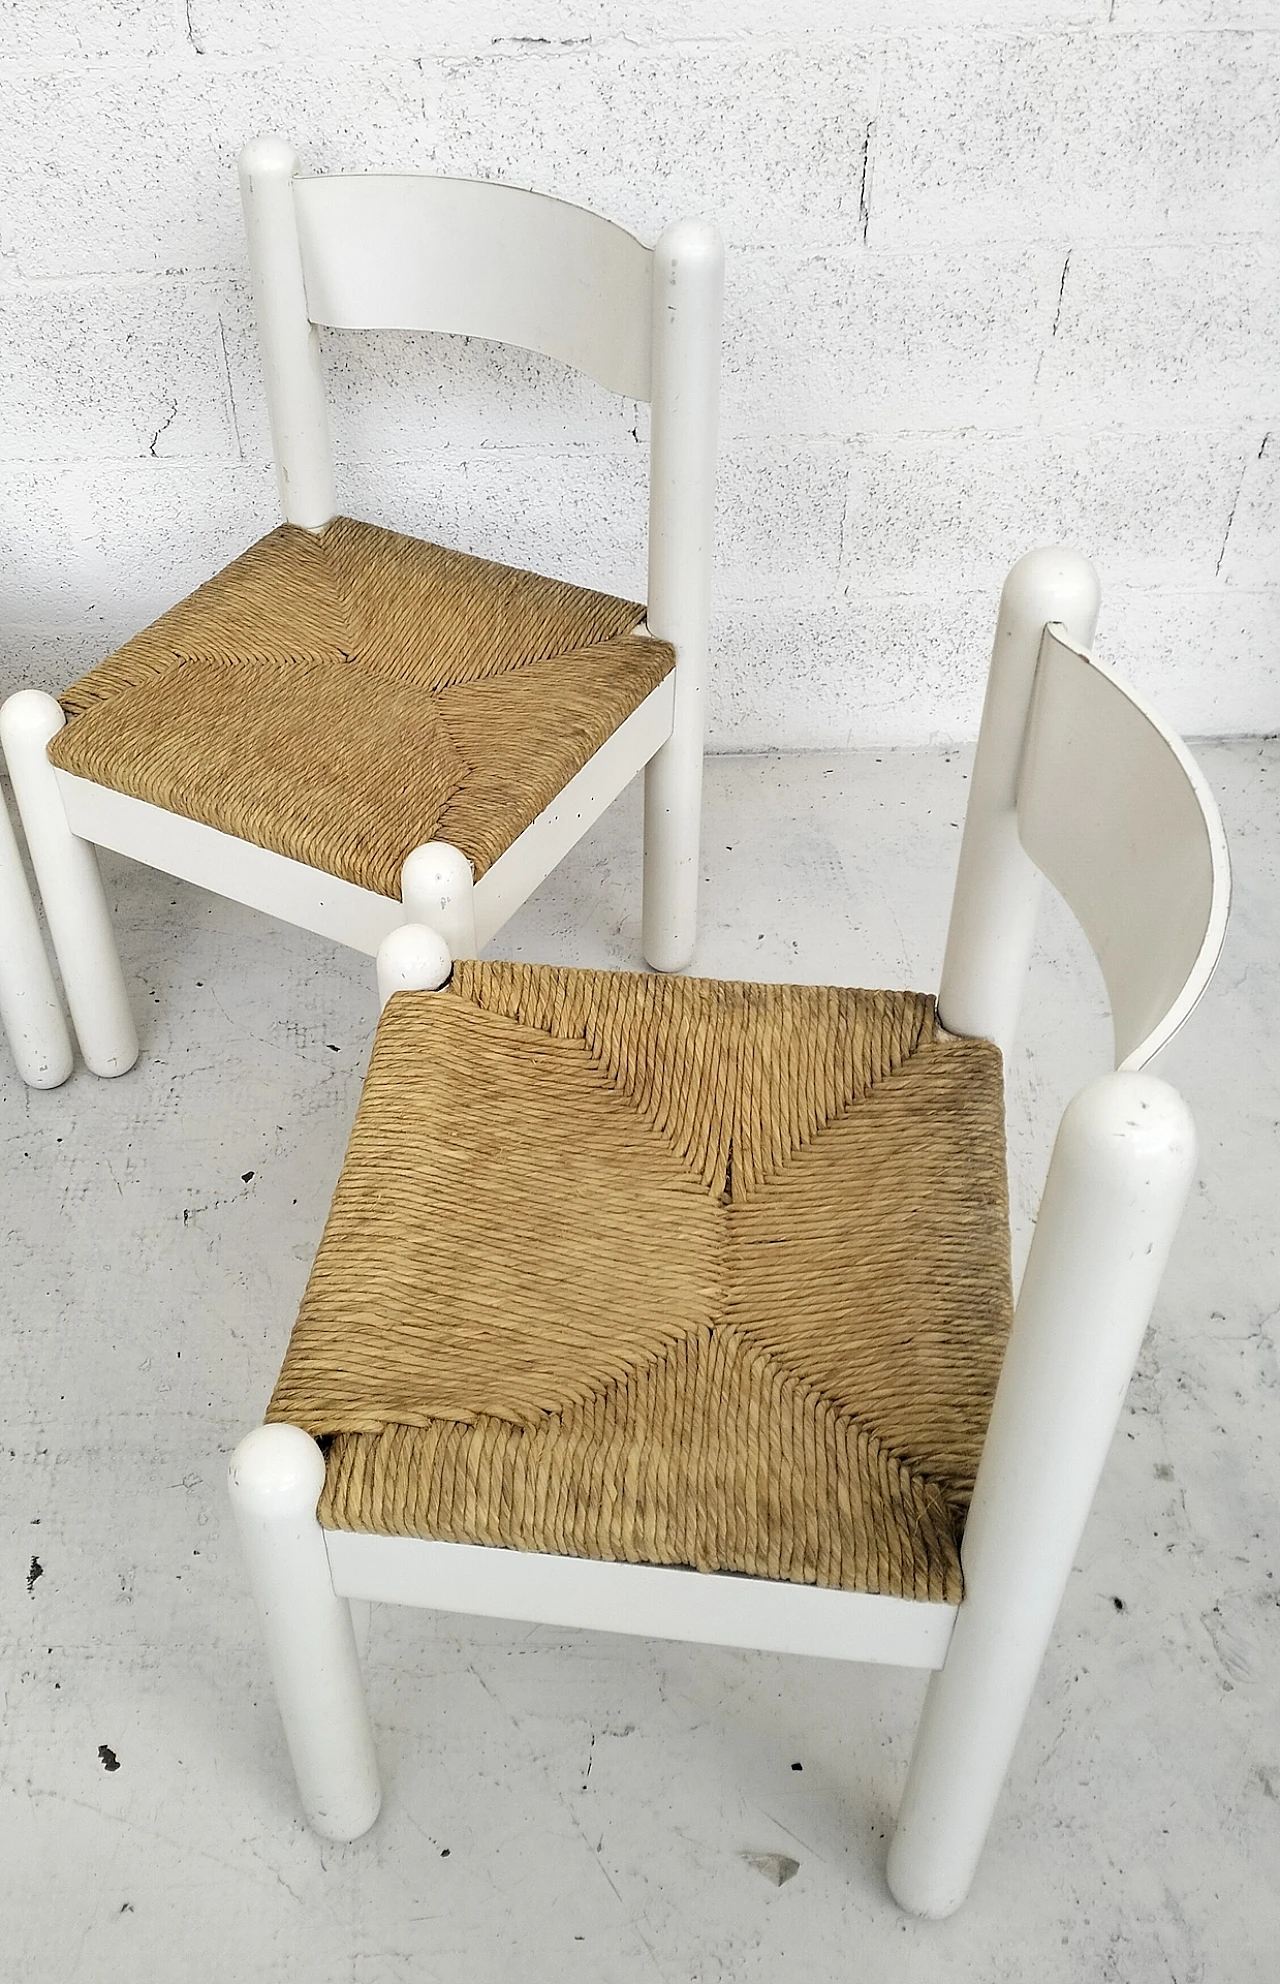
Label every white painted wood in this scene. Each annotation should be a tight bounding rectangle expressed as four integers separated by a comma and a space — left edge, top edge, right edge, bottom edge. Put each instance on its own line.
348, 1598, 372, 1664
324, 1531, 957, 1671
475, 674, 674, 947
1, 150, 715, 1080
292, 173, 655, 403
238, 137, 337, 530
400, 842, 476, 960
52, 677, 673, 962
227, 1424, 381, 1843
227, 602, 1225, 1873
642, 219, 724, 974
938, 547, 1101, 1057
56, 769, 404, 956
0, 783, 73, 1089
8, 741, 1263, 1966
1017, 627, 1231, 1071
887, 1072, 1197, 1918
0, 693, 138, 1079
376, 922, 452, 1008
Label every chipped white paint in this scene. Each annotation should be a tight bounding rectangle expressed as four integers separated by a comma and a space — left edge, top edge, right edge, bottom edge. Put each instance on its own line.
2, 742, 1277, 1973
1, 11, 1276, 739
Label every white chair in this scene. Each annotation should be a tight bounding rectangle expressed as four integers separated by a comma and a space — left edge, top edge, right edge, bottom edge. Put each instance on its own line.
0, 138, 722, 1083
228, 548, 1229, 1917
0, 782, 72, 1087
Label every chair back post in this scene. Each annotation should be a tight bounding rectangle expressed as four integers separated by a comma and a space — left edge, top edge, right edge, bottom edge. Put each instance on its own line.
938, 547, 1100, 1058
641, 218, 723, 971
888, 1069, 1196, 1917
238, 137, 337, 531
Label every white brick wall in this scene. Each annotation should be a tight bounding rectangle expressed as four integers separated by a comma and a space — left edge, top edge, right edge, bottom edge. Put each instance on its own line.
2, 6, 1277, 743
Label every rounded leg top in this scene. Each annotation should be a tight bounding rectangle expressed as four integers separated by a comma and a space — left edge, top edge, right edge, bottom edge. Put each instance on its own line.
400, 842, 477, 960
376, 922, 453, 1008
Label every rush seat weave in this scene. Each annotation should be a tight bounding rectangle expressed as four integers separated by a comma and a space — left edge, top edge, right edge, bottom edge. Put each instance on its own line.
267, 961, 1014, 1603
48, 518, 674, 898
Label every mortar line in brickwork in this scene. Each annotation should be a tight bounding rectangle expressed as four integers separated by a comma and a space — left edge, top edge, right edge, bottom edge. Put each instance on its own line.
215, 316, 243, 462
0, 270, 250, 293
1215, 454, 1252, 580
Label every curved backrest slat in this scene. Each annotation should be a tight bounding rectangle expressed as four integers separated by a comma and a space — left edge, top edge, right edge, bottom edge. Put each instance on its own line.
291, 175, 654, 401
1016, 626, 1230, 1070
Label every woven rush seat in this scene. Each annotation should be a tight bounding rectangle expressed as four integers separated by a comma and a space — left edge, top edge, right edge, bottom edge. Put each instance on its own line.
48, 517, 674, 898
267, 960, 1014, 1603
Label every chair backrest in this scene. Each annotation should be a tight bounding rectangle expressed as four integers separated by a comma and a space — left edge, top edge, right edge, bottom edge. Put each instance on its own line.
291, 174, 653, 402
938, 549, 1230, 1072
1016, 626, 1230, 1070
236, 136, 723, 686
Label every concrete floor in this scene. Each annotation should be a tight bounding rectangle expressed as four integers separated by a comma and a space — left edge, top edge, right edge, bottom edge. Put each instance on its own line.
2, 741, 1277, 1983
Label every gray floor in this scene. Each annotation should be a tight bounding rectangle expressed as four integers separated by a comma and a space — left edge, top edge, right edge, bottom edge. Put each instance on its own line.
3, 742, 1277, 1983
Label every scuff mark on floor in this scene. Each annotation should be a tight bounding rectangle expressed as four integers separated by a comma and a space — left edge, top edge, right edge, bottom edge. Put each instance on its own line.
741, 1851, 800, 1887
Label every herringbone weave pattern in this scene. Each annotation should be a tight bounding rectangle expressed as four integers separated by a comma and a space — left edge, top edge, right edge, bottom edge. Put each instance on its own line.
49, 518, 673, 896
267, 962, 1014, 1601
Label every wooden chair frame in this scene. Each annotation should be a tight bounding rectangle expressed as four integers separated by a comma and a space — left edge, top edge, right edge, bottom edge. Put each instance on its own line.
0, 137, 723, 1082
228, 548, 1229, 1916
0, 782, 71, 1087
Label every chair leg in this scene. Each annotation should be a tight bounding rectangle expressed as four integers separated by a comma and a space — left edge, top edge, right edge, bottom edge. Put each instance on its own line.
0, 691, 138, 1079
0, 784, 73, 1087
400, 841, 476, 959
642, 729, 703, 974
886, 1072, 1196, 1918
228, 1423, 381, 1842
348, 1598, 372, 1663
642, 216, 720, 976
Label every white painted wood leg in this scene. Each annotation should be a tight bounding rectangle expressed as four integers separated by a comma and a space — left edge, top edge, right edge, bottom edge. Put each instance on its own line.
400, 841, 477, 959
376, 922, 453, 1008
886, 1072, 1196, 1918
238, 137, 338, 532
228, 1423, 381, 1842
642, 729, 703, 974
0, 783, 73, 1087
0, 692, 138, 1078
642, 217, 721, 975
937, 548, 1100, 1057
348, 1598, 372, 1664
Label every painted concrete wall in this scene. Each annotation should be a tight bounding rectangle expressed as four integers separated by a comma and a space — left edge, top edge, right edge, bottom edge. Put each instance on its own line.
2, 4, 1277, 746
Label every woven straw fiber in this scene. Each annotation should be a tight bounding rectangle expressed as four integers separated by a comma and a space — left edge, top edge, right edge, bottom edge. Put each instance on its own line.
267, 962, 1013, 1602
49, 518, 673, 897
